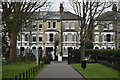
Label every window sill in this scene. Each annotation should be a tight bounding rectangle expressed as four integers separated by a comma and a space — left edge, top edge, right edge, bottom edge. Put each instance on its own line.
71, 28, 75, 29
65, 28, 69, 29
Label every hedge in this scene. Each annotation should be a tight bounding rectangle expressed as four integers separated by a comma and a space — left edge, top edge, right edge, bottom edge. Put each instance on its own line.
71, 49, 120, 71
72, 49, 120, 60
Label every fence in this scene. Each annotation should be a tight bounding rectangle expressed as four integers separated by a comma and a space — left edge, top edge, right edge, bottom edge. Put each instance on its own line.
9, 63, 45, 80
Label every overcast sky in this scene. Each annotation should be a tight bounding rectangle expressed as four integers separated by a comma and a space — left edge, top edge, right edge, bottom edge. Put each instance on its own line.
43, 0, 120, 14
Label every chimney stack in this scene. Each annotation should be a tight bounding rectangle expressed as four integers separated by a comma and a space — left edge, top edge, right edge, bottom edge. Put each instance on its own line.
112, 4, 117, 12
59, 3, 64, 14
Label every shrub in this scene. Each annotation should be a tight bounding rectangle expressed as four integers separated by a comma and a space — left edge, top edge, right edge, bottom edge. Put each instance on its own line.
72, 49, 120, 71
85, 41, 93, 49
72, 49, 81, 63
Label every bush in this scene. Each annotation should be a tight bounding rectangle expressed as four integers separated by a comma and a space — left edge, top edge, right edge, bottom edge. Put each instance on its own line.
85, 41, 93, 49
72, 49, 81, 63
17, 53, 35, 62
72, 49, 120, 71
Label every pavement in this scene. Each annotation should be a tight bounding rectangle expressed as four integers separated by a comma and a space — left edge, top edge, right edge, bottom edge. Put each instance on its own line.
34, 61, 86, 80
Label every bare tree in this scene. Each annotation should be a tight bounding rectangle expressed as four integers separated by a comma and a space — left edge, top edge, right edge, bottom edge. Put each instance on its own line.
2, 0, 47, 63
54, 34, 59, 60
70, 0, 113, 60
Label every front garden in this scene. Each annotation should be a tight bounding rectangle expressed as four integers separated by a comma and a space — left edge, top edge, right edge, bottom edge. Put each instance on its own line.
71, 49, 120, 80
72, 63, 119, 80
2, 61, 47, 79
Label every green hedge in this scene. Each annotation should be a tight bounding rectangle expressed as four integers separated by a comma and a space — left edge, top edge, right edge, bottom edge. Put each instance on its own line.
72, 49, 120, 59
72, 49, 120, 71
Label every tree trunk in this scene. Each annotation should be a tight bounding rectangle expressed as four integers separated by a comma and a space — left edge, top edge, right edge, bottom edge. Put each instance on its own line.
81, 43, 85, 60
10, 32, 17, 63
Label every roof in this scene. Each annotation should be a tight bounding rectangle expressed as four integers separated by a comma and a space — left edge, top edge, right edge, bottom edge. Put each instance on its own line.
31, 11, 79, 20
97, 11, 120, 21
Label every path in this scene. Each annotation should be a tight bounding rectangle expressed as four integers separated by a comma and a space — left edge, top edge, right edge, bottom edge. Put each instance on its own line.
34, 61, 85, 80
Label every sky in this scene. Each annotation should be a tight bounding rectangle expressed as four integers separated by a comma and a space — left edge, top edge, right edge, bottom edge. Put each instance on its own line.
42, 0, 120, 14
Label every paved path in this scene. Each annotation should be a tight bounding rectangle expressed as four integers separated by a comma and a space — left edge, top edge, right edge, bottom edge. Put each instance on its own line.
34, 61, 85, 79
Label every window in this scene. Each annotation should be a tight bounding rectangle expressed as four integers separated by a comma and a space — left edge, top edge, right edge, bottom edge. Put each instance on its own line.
107, 34, 111, 42
49, 34, 53, 41
48, 22, 51, 28
33, 25, 36, 29
95, 25, 99, 30
65, 22, 69, 29
33, 36, 36, 42
32, 47, 36, 55
53, 22, 56, 28
39, 24, 42, 29
71, 23, 75, 29
95, 35, 99, 42
104, 22, 107, 29
39, 37, 42, 42
65, 35, 67, 41
25, 34, 28, 41
74, 34, 76, 41
18, 35, 20, 41
72, 34, 76, 41
109, 24, 113, 30
67, 33, 72, 41
102, 35, 104, 42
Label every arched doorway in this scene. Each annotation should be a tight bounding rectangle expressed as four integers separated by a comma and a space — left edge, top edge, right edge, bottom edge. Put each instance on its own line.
38, 47, 42, 58
32, 47, 36, 56
95, 47, 99, 49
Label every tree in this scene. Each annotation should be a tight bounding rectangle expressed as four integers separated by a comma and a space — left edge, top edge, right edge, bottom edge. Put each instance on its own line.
54, 34, 59, 60
2, 1, 47, 63
70, 0, 113, 60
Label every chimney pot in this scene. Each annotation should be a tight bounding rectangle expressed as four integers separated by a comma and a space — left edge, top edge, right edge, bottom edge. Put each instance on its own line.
60, 3, 64, 14
112, 4, 117, 12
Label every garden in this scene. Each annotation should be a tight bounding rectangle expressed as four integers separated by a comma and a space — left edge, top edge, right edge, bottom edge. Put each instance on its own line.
71, 49, 120, 80
2, 53, 49, 79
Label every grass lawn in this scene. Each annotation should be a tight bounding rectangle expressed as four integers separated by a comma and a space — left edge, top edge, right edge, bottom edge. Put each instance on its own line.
72, 63, 120, 79
2, 61, 46, 79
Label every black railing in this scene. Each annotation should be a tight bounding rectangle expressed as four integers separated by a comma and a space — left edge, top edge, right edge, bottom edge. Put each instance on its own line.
9, 63, 45, 80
